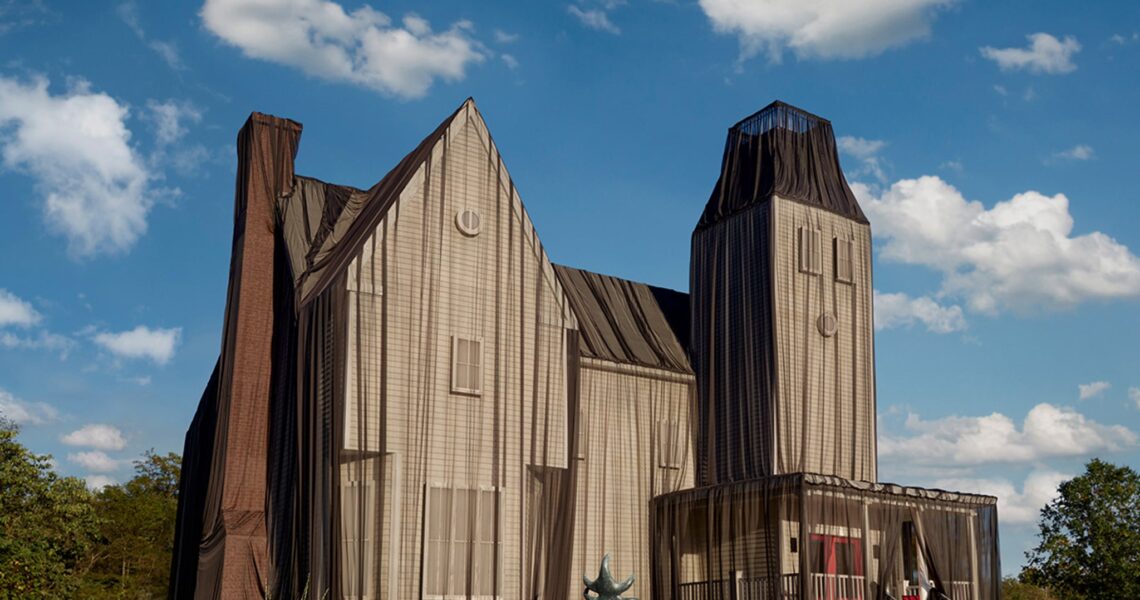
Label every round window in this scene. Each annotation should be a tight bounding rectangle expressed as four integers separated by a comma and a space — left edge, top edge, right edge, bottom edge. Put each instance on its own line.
456, 208, 481, 237
817, 312, 838, 337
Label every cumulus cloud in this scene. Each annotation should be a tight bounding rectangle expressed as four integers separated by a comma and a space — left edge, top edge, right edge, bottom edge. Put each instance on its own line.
838, 135, 888, 183
145, 99, 201, 146
1078, 380, 1111, 401
934, 470, 1069, 524
980, 33, 1080, 74
61, 423, 127, 450
0, 75, 157, 257
880, 403, 1136, 466
568, 5, 620, 34
92, 325, 181, 365
0, 289, 40, 327
698, 0, 951, 62
68, 450, 123, 472
874, 290, 966, 333
0, 388, 58, 425
1052, 144, 1094, 161
855, 176, 1140, 314
85, 475, 117, 491
200, 0, 485, 99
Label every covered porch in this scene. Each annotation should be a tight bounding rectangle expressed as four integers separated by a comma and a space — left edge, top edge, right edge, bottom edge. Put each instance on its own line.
650, 474, 1000, 600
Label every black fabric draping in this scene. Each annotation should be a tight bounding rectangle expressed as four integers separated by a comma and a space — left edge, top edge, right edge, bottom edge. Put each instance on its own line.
554, 265, 691, 373
168, 361, 220, 599
696, 101, 867, 231
650, 475, 1000, 600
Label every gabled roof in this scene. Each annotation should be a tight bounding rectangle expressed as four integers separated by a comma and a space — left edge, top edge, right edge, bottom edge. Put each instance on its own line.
696, 100, 868, 231
278, 99, 469, 306
554, 265, 691, 374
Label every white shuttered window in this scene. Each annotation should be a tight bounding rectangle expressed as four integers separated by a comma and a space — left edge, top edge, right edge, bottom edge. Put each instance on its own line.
799, 227, 823, 275
451, 337, 482, 395
424, 485, 500, 599
835, 237, 853, 284
658, 419, 683, 469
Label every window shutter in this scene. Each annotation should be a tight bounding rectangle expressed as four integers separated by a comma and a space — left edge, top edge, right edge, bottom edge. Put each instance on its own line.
835, 237, 853, 284
799, 226, 823, 275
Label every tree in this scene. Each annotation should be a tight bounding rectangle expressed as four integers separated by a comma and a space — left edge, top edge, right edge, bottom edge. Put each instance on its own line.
1001, 576, 1055, 600
0, 419, 100, 599
78, 450, 182, 599
1024, 458, 1140, 599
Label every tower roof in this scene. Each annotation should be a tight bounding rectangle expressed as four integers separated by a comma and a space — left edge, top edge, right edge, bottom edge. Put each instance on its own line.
695, 100, 868, 230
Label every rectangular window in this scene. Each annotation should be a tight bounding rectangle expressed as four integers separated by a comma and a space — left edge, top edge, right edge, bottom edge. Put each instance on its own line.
451, 337, 482, 395
658, 419, 683, 469
835, 237, 854, 284
341, 467, 378, 600
424, 485, 500, 599
799, 226, 822, 275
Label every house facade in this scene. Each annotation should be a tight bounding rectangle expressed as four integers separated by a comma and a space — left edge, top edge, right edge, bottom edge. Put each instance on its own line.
170, 100, 999, 600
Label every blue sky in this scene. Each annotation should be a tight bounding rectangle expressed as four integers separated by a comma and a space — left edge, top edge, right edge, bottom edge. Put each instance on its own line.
1, 0, 1139, 576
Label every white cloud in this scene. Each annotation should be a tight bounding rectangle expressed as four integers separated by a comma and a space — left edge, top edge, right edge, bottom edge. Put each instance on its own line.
1052, 144, 1095, 161
0, 75, 156, 257
837, 135, 888, 183
1130, 387, 1140, 410
934, 470, 1069, 524
118, 1, 185, 70
61, 423, 127, 450
200, 0, 485, 99
568, 5, 620, 34
92, 325, 181, 365
501, 53, 519, 70
698, 0, 951, 62
940, 160, 963, 173
145, 99, 201, 146
856, 176, 1140, 314
0, 388, 58, 425
85, 474, 117, 491
68, 450, 123, 472
1110, 33, 1139, 46
0, 330, 76, 358
980, 33, 1080, 74
60, 424, 125, 451
1078, 380, 1111, 401
0, 289, 40, 327
493, 29, 518, 44
874, 290, 966, 333
880, 403, 1137, 466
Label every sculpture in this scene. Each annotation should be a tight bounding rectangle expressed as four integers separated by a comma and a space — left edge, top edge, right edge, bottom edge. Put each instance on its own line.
583, 554, 635, 600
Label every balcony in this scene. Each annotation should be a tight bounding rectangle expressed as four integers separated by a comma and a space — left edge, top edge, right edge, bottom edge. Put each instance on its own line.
677, 574, 973, 600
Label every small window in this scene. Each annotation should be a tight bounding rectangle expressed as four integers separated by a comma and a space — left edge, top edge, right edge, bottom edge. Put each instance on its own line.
799, 226, 822, 275
456, 209, 482, 237
835, 237, 854, 284
451, 337, 482, 395
658, 420, 683, 469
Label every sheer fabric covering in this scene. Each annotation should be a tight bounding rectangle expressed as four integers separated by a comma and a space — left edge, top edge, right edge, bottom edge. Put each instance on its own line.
650, 475, 1001, 600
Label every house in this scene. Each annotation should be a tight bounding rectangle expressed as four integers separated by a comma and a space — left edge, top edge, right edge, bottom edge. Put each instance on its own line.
169, 99, 1000, 600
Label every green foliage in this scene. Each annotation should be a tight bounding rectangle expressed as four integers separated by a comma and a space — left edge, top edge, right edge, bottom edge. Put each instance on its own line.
79, 450, 182, 600
0, 419, 100, 599
1024, 458, 1140, 600
1001, 576, 1056, 600
0, 420, 181, 599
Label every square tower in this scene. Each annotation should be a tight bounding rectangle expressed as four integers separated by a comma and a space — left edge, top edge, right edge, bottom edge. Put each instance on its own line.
691, 102, 877, 484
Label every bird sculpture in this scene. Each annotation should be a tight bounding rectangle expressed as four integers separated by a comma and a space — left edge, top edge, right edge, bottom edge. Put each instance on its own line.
583, 554, 635, 600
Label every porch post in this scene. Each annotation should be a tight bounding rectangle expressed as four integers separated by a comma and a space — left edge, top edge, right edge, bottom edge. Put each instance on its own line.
862, 501, 872, 600
967, 515, 979, 600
